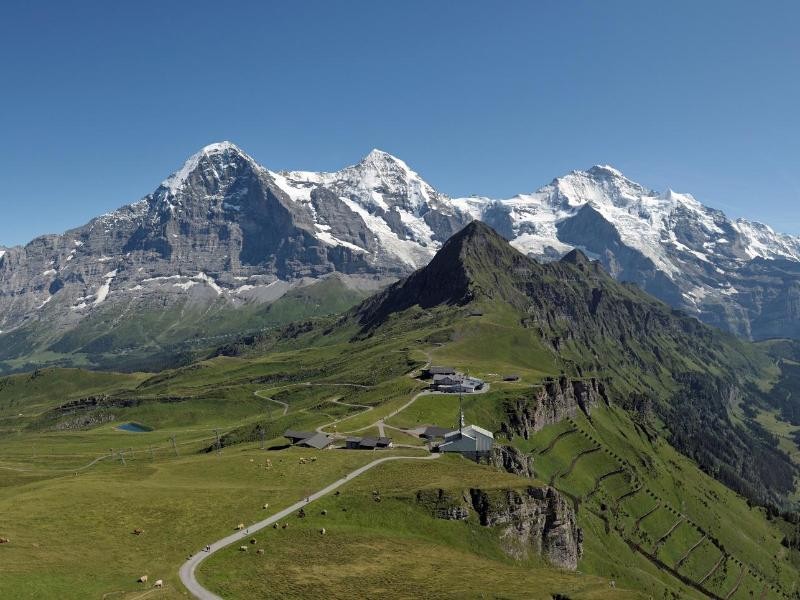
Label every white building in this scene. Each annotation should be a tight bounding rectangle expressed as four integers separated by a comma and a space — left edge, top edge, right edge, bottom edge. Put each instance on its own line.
438, 424, 494, 454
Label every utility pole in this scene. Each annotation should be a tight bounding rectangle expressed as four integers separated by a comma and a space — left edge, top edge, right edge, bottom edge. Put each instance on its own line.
170, 436, 179, 457
214, 429, 222, 455
458, 393, 464, 433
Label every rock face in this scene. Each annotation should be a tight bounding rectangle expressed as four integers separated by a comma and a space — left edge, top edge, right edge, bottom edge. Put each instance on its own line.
470, 487, 583, 569
417, 486, 582, 570
502, 376, 607, 440
488, 444, 535, 478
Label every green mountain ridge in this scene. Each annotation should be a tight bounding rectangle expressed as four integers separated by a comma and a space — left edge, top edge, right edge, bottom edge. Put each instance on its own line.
272, 221, 797, 506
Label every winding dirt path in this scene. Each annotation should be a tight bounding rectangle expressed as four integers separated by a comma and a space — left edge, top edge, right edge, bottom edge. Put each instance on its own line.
178, 453, 441, 599
253, 389, 289, 417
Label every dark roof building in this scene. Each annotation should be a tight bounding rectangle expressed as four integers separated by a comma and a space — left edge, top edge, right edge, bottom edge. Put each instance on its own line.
420, 425, 451, 439
283, 430, 315, 444
296, 432, 334, 449
345, 436, 393, 450
426, 366, 456, 376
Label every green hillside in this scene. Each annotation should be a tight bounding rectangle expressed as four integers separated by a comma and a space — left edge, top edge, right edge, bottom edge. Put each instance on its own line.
2, 222, 800, 598
0, 275, 371, 375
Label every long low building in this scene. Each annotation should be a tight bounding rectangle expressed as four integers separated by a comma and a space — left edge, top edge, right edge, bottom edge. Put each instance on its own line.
432, 373, 484, 393
283, 430, 334, 449
345, 436, 393, 450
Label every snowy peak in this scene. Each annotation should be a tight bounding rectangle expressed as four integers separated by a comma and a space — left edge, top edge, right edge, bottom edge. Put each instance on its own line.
160, 141, 260, 196
549, 165, 653, 209
333, 148, 444, 213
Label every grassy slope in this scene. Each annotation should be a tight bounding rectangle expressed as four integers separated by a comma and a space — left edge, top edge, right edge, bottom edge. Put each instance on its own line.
200, 458, 644, 600
0, 275, 370, 375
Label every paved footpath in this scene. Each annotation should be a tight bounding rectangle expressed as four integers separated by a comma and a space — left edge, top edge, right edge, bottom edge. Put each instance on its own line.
178, 453, 441, 599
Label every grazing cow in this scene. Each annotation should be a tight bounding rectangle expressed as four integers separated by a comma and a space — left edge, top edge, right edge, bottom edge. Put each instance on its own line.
263, 503, 269, 509
281, 523, 289, 529
138, 575, 148, 583
0, 537, 9, 544
239, 546, 247, 552
256, 548, 265, 555
132, 528, 144, 535
319, 528, 326, 535
250, 538, 257, 544
236, 523, 244, 530
321, 509, 327, 516
153, 579, 163, 588
273, 523, 279, 529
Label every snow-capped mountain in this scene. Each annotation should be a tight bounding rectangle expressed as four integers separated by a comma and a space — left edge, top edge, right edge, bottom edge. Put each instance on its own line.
1, 142, 799, 373
467, 166, 800, 339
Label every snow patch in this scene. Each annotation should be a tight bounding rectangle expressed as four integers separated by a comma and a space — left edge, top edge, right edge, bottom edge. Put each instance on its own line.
195, 272, 223, 295
94, 270, 118, 306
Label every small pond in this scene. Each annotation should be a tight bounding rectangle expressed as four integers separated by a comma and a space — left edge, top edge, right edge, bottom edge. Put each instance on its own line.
117, 422, 153, 433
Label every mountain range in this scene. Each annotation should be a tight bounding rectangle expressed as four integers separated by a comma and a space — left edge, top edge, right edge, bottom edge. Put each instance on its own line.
1, 141, 799, 372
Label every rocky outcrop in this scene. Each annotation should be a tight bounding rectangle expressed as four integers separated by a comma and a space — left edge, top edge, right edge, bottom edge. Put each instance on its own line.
470, 487, 583, 569
488, 444, 535, 478
418, 486, 582, 570
415, 489, 470, 521
51, 412, 116, 431
502, 376, 607, 440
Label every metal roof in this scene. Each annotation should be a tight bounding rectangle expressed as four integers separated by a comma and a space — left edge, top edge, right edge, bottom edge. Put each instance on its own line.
296, 433, 333, 449
464, 424, 494, 438
429, 366, 456, 375
284, 429, 315, 440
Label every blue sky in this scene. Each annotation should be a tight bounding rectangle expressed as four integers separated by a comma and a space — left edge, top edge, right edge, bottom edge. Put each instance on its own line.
1, 0, 799, 246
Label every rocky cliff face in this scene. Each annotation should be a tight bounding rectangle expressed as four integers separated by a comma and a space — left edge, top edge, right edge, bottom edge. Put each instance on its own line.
488, 444, 536, 478
502, 376, 607, 440
471, 487, 583, 569
416, 486, 583, 570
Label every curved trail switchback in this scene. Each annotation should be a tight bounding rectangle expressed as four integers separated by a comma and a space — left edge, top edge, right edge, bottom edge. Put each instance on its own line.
179, 453, 441, 599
